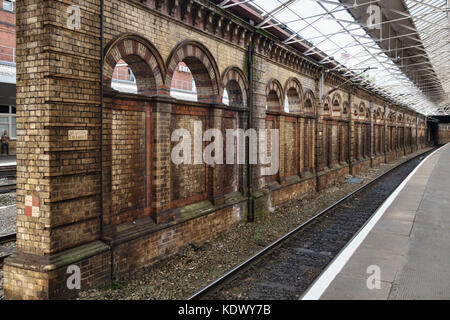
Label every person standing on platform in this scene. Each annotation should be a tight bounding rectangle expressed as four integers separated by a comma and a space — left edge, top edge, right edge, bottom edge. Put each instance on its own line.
1, 130, 9, 156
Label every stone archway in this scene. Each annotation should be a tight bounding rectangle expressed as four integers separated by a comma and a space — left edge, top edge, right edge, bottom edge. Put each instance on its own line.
284, 77, 303, 113
266, 79, 283, 112
103, 34, 166, 95
222, 66, 249, 108
166, 40, 221, 103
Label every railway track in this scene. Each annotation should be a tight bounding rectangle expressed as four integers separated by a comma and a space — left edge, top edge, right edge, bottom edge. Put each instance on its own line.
0, 233, 16, 267
0, 165, 16, 178
0, 164, 17, 266
188, 149, 434, 300
0, 233, 15, 246
0, 165, 16, 194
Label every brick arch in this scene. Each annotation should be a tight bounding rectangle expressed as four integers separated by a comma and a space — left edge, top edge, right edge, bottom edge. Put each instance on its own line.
389, 112, 396, 123
332, 93, 342, 112
222, 66, 249, 108
284, 77, 303, 113
266, 79, 283, 112
342, 101, 349, 117
323, 96, 332, 113
359, 102, 366, 117
166, 40, 221, 103
304, 89, 316, 114
103, 34, 166, 95
376, 107, 382, 120
353, 104, 358, 116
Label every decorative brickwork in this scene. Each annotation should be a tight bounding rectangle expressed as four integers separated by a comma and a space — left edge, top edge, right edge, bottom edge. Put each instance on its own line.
266, 79, 283, 112
104, 35, 166, 95
222, 66, 248, 108
438, 124, 450, 145
166, 41, 221, 103
284, 77, 303, 113
6, 0, 430, 300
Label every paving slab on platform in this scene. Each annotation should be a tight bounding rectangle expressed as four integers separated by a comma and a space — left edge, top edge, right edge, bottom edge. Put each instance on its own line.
320, 144, 450, 300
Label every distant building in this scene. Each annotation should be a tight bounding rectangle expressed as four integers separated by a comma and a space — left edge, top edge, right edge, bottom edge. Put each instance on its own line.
0, 0, 16, 154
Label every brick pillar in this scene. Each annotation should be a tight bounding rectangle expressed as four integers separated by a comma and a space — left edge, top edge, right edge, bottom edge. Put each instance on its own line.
279, 115, 285, 182
327, 121, 332, 167
314, 83, 326, 191
395, 122, 399, 155
415, 116, 419, 151
347, 89, 354, 174
249, 54, 269, 220
369, 102, 374, 167
4, 0, 111, 300
315, 102, 325, 174
151, 98, 173, 223
239, 110, 249, 195
384, 106, 388, 163
355, 123, 360, 160
210, 107, 225, 204
298, 117, 304, 176
402, 124, 406, 156
339, 122, 345, 165
311, 118, 316, 174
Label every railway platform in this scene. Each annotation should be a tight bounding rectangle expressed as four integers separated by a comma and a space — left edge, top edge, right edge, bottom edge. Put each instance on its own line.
304, 143, 450, 300
0, 155, 15, 167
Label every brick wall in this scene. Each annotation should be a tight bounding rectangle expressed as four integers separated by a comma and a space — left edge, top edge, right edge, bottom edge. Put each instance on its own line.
438, 124, 450, 145
5, 0, 430, 300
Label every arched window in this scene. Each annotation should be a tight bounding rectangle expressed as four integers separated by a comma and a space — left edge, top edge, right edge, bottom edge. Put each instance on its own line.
103, 35, 165, 96
166, 41, 221, 104
222, 67, 248, 108
266, 80, 283, 112
221, 67, 249, 194
323, 97, 331, 112
284, 78, 303, 113
102, 34, 166, 225
332, 93, 342, 112
170, 62, 197, 102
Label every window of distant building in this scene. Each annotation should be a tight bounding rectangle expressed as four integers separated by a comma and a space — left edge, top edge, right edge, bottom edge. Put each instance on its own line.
0, 105, 16, 139
3, 0, 14, 12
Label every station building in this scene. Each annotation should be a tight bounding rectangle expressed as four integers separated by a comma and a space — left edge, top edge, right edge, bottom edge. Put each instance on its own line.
1, 0, 445, 299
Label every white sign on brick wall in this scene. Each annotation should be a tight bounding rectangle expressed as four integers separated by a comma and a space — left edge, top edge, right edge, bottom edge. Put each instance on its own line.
68, 130, 88, 141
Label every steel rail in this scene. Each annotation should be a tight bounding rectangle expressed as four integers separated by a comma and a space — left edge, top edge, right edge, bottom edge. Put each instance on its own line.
0, 232, 15, 246
0, 233, 16, 267
0, 165, 16, 194
188, 148, 434, 300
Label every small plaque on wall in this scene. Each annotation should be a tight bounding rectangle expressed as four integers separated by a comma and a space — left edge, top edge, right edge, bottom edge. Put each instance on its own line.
68, 130, 88, 141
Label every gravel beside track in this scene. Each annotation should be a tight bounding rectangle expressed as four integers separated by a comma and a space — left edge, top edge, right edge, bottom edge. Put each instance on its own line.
78, 148, 431, 300
195, 152, 429, 299
0, 192, 17, 300
0, 203, 16, 236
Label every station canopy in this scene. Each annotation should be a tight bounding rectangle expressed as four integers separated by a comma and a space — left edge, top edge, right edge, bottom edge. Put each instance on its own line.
215, 0, 450, 116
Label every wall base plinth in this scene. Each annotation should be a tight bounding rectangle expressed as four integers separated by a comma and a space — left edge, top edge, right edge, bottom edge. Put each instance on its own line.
3, 241, 111, 300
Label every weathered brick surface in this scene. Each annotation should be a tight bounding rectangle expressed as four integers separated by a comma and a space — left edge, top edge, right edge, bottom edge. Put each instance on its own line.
3, 241, 111, 300
7, 0, 430, 299
438, 124, 450, 145
112, 202, 245, 278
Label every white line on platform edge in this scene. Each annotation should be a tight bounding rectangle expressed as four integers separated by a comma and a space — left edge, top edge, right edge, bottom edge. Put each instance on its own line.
301, 144, 448, 300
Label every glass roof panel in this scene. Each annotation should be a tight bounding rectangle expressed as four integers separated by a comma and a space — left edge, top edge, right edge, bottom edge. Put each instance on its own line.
218, 0, 450, 115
